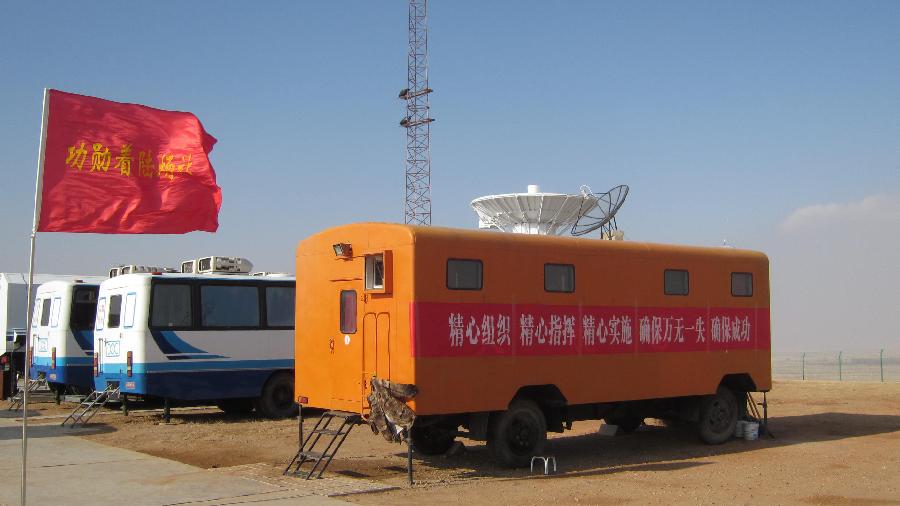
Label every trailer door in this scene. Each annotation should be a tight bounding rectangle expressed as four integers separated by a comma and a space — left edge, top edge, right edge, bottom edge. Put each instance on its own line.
330, 287, 363, 412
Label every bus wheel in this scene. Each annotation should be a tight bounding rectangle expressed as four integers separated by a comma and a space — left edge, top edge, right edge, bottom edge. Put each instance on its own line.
488, 399, 547, 468
216, 398, 254, 415
256, 372, 298, 419
698, 387, 738, 444
606, 416, 643, 433
410, 422, 456, 456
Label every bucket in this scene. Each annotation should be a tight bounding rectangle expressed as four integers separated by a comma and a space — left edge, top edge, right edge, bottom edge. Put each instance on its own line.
734, 420, 746, 438
744, 421, 759, 441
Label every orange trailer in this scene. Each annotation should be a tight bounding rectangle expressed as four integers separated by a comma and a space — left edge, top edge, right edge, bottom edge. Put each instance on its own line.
295, 223, 770, 466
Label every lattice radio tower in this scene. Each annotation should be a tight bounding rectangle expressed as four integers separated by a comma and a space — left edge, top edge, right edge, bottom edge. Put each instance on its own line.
399, 0, 434, 226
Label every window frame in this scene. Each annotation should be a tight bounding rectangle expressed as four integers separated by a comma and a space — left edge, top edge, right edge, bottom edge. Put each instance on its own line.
664, 269, 690, 296
340, 289, 357, 334
39, 298, 52, 327
50, 297, 62, 328
544, 263, 576, 293
446, 258, 484, 291
107, 294, 123, 329
731, 272, 754, 297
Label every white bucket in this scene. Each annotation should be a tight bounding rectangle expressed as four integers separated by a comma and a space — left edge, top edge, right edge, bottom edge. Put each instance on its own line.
744, 421, 759, 441
734, 420, 746, 438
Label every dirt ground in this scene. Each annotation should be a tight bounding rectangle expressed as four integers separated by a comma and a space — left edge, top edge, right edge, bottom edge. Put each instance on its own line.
21, 381, 900, 505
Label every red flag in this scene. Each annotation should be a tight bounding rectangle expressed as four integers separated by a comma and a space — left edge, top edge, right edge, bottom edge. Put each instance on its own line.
38, 89, 222, 234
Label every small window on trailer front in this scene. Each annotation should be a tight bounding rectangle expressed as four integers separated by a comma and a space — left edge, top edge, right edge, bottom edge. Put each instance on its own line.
365, 254, 385, 290
108, 294, 123, 328
664, 269, 689, 296
447, 259, 483, 290
545, 264, 575, 293
340, 290, 357, 334
731, 272, 753, 297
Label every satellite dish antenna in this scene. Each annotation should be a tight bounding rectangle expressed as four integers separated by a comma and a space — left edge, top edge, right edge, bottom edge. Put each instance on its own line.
571, 184, 629, 237
471, 185, 600, 235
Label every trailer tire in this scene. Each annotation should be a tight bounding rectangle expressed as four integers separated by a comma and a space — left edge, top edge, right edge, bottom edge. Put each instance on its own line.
488, 399, 547, 468
217, 398, 254, 415
256, 372, 298, 419
698, 387, 738, 444
411, 422, 456, 456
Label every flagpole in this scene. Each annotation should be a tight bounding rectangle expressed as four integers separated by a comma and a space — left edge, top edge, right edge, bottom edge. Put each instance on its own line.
22, 87, 50, 506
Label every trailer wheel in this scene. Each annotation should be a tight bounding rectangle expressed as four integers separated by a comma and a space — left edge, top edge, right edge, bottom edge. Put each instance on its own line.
256, 372, 298, 419
411, 422, 456, 455
216, 398, 254, 415
488, 399, 547, 468
698, 387, 738, 444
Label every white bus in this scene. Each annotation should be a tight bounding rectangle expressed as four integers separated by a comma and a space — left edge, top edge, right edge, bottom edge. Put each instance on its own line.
93, 259, 296, 418
29, 278, 105, 393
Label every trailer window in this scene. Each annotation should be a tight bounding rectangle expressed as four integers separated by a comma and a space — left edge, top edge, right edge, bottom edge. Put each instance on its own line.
365, 254, 385, 290
266, 286, 295, 328
664, 269, 689, 296
71, 287, 98, 330
32, 298, 42, 327
150, 284, 192, 328
123, 293, 137, 328
447, 259, 483, 290
108, 295, 123, 328
40, 298, 52, 327
545, 264, 575, 293
200, 285, 260, 327
731, 272, 753, 297
340, 290, 357, 334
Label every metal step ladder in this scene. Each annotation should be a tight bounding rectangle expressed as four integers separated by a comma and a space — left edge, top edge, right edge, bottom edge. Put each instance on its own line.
61, 384, 119, 427
6, 378, 52, 411
284, 410, 361, 479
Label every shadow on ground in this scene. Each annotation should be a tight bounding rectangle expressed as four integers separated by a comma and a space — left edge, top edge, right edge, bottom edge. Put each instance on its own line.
327, 412, 900, 482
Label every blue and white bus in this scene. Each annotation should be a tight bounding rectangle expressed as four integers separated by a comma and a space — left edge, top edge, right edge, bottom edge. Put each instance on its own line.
30, 278, 105, 393
93, 258, 296, 418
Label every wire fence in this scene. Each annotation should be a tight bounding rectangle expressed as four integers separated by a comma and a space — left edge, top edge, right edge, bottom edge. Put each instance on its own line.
772, 350, 899, 382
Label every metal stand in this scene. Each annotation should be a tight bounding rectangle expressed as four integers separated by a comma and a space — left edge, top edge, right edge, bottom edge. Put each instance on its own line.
163, 397, 171, 423
121, 394, 128, 416
407, 433, 414, 486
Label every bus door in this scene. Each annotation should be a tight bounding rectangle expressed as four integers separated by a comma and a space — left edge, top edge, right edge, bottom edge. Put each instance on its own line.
331, 285, 363, 412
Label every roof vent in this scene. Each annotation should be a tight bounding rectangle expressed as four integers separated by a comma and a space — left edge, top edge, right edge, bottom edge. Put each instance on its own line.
196, 256, 253, 275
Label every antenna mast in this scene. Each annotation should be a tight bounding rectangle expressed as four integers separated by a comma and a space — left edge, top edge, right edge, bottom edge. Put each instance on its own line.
400, 0, 433, 226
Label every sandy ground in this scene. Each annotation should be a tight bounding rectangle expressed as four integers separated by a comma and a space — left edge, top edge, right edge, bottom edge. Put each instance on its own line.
18, 380, 900, 505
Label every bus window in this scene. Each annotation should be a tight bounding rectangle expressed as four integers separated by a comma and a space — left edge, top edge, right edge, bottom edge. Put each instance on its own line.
40, 299, 52, 327
545, 264, 575, 293
123, 293, 137, 328
32, 298, 42, 327
340, 290, 357, 334
71, 288, 98, 330
447, 259, 483, 290
150, 284, 192, 328
266, 286, 295, 328
200, 285, 260, 327
50, 298, 61, 328
664, 269, 689, 296
731, 272, 753, 297
95, 298, 106, 330
108, 295, 123, 328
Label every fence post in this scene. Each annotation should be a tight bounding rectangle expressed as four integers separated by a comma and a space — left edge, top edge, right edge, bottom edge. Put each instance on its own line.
801, 352, 805, 380
838, 351, 842, 381
881, 349, 884, 383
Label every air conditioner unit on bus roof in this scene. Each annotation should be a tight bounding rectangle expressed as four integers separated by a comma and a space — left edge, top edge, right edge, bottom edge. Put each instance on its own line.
196, 256, 253, 275
181, 259, 197, 274
120, 265, 177, 275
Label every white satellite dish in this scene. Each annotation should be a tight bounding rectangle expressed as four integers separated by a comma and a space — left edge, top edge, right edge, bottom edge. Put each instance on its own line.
471, 185, 600, 236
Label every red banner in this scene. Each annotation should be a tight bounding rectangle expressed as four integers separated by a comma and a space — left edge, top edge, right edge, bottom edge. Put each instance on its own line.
412, 301, 770, 357
38, 89, 222, 234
